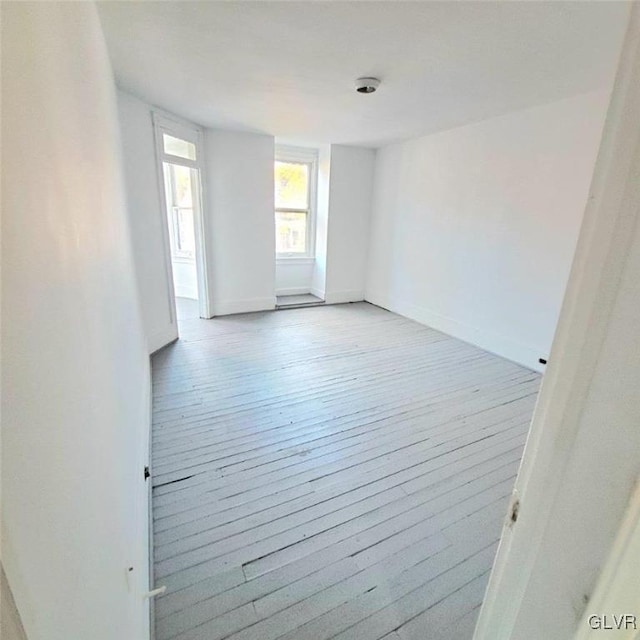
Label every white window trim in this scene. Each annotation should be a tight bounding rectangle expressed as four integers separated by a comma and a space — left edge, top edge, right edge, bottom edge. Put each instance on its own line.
275, 256, 316, 265
275, 144, 318, 260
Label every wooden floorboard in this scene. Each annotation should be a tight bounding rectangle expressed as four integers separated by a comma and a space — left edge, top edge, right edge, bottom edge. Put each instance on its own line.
151, 300, 540, 640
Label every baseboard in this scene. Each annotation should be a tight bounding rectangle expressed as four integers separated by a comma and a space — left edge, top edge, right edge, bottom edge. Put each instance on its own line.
148, 324, 178, 354
365, 289, 544, 372
310, 287, 326, 301
275, 287, 311, 296
213, 296, 276, 316
324, 289, 365, 305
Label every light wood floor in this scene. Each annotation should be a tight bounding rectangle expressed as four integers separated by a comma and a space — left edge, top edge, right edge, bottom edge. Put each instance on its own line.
151, 301, 540, 640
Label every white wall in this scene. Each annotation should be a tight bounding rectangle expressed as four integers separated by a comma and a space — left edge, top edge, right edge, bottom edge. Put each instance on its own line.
117, 90, 178, 351
275, 261, 314, 296
204, 129, 276, 315
1, 3, 150, 640
325, 145, 376, 304
366, 90, 610, 370
476, 13, 640, 636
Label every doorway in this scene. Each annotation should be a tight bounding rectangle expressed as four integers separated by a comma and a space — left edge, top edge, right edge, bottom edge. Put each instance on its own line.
163, 162, 198, 301
153, 113, 210, 328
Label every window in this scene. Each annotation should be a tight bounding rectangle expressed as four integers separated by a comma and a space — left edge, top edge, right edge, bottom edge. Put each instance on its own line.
153, 111, 211, 316
275, 148, 317, 257
163, 133, 197, 161
163, 163, 196, 261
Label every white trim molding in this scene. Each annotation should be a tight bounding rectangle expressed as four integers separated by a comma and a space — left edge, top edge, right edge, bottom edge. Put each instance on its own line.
324, 289, 365, 305
212, 296, 277, 317
276, 257, 316, 265
573, 477, 640, 640
474, 8, 640, 639
152, 111, 213, 323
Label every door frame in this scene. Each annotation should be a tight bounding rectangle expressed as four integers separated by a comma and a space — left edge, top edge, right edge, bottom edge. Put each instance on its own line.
474, 7, 640, 639
152, 111, 212, 321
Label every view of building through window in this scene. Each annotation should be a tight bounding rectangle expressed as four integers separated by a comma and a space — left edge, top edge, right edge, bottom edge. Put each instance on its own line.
275, 160, 310, 255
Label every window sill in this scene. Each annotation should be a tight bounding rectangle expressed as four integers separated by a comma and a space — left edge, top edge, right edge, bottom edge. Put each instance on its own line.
172, 255, 196, 264
276, 256, 316, 265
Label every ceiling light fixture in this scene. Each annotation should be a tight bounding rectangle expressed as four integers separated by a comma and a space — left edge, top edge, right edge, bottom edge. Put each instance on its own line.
355, 77, 380, 94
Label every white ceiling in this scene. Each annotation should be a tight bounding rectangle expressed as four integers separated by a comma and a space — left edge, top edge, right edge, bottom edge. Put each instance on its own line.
98, 1, 629, 148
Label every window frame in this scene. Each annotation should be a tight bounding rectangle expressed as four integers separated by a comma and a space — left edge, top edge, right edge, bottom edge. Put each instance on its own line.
164, 162, 196, 262
275, 145, 318, 261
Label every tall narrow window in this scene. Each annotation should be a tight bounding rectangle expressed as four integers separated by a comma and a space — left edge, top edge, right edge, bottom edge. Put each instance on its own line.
275, 149, 316, 257
164, 163, 196, 261
153, 112, 207, 309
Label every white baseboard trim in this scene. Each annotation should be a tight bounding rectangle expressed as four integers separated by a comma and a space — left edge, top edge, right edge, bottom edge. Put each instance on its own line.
148, 324, 178, 354
213, 296, 276, 316
275, 287, 312, 297
365, 289, 544, 372
324, 289, 365, 305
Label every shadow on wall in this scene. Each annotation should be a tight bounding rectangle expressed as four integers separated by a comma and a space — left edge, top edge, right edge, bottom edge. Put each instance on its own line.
1, 566, 28, 640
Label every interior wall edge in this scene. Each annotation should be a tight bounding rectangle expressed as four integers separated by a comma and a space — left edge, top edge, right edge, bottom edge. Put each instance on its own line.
310, 286, 326, 301
148, 325, 179, 355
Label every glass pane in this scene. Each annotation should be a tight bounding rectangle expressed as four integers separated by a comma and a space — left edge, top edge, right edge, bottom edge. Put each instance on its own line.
275, 161, 309, 209
163, 162, 196, 261
176, 209, 195, 256
172, 164, 193, 208
275, 210, 307, 254
163, 133, 196, 161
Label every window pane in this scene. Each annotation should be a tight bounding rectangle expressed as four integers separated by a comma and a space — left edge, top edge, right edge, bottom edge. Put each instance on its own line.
176, 209, 195, 256
172, 164, 193, 208
163, 133, 196, 161
276, 210, 307, 254
275, 161, 309, 209
163, 162, 196, 261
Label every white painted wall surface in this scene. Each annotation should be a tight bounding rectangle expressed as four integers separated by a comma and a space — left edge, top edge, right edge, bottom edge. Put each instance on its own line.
366, 90, 610, 370
117, 90, 178, 351
204, 129, 276, 315
275, 261, 314, 296
1, 4, 150, 640
325, 145, 376, 304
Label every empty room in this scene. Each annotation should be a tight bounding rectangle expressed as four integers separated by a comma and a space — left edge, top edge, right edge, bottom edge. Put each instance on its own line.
3, 3, 640, 640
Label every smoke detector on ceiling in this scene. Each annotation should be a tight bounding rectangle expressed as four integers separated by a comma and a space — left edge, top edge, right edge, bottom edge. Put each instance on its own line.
355, 77, 380, 94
